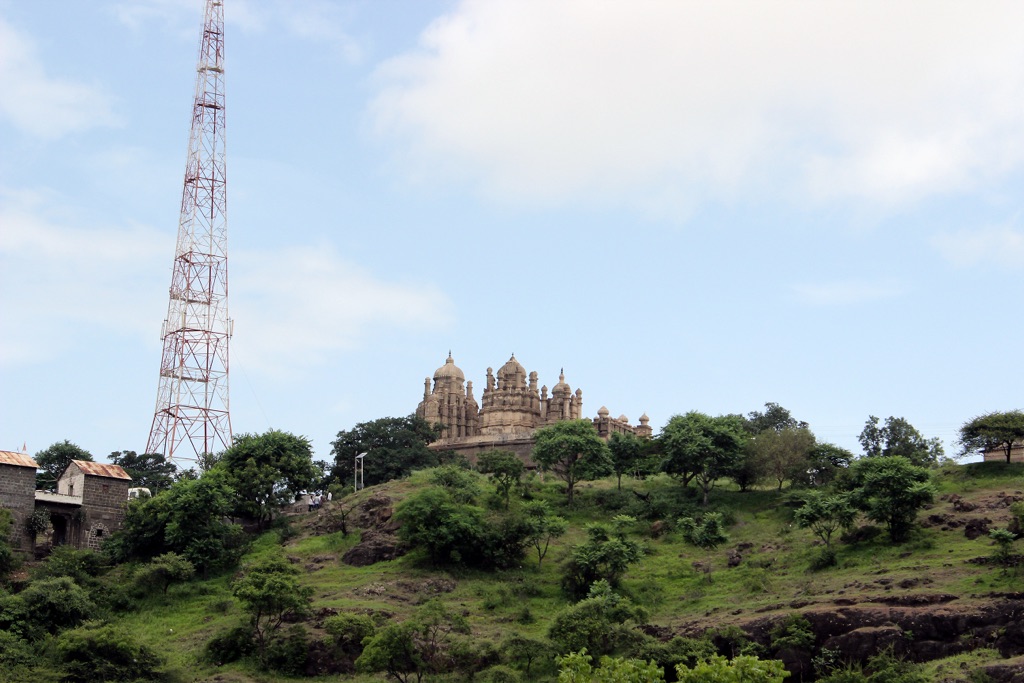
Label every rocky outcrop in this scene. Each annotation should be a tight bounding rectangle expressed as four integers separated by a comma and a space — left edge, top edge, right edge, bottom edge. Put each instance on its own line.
342, 530, 405, 566
738, 597, 1024, 666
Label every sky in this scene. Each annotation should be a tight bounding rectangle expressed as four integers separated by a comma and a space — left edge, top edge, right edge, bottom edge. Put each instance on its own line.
2, 0, 1023, 466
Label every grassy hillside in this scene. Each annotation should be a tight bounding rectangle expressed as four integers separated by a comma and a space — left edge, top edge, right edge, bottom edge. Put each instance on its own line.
9, 462, 1024, 682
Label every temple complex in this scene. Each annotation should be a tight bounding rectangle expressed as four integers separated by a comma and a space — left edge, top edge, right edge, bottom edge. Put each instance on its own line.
416, 353, 652, 462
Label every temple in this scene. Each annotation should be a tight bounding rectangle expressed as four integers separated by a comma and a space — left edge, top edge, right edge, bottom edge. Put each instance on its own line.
416, 353, 652, 461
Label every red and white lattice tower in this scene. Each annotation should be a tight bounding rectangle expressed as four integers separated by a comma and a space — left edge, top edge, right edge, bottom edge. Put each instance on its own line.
147, 0, 232, 465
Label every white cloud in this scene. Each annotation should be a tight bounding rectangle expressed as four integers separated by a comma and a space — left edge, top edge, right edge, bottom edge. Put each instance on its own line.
231, 245, 453, 377
931, 223, 1024, 269
0, 188, 452, 373
370, 1, 1024, 215
0, 17, 117, 138
793, 279, 903, 306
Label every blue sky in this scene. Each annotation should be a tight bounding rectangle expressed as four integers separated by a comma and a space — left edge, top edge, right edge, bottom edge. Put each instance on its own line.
2, 0, 1022, 465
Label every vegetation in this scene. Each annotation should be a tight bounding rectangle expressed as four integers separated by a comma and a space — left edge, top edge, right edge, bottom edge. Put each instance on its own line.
958, 410, 1024, 462
34, 440, 94, 491
3, 408, 1019, 682
534, 420, 614, 506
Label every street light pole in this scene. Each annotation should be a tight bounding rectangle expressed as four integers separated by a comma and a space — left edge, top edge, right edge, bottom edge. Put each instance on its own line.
354, 452, 368, 491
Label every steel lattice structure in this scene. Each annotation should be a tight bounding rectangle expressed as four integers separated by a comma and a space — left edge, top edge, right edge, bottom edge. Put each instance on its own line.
146, 0, 232, 465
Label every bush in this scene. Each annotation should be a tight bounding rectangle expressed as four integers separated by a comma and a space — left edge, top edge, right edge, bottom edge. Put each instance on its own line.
34, 546, 107, 585
205, 624, 256, 664
19, 576, 95, 637
324, 612, 375, 659
678, 513, 729, 549
264, 624, 310, 675
548, 582, 648, 657
54, 622, 164, 682
477, 664, 521, 683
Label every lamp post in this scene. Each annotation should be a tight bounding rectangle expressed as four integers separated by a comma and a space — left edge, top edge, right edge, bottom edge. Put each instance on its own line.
354, 452, 368, 491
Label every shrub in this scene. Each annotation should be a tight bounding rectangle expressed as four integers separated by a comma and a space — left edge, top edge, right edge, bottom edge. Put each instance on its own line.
324, 612, 375, 659
678, 513, 729, 550
769, 613, 815, 653
34, 546, 106, 585
54, 622, 164, 682
204, 624, 256, 664
989, 529, 1017, 567
264, 624, 310, 675
561, 518, 643, 599
478, 664, 521, 683
676, 654, 788, 682
548, 582, 648, 657
19, 576, 95, 637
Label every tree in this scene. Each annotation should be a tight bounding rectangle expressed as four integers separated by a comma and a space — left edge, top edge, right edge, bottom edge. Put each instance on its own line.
533, 420, 613, 506
34, 440, 93, 491
523, 500, 568, 567
841, 456, 935, 543
549, 582, 648, 657
331, 415, 441, 488
232, 554, 313, 666
135, 552, 195, 594
108, 451, 177, 493
562, 517, 643, 599
746, 402, 807, 434
106, 474, 244, 576
804, 443, 853, 486
356, 599, 470, 683
477, 450, 524, 508
858, 416, 943, 467
608, 432, 645, 491
958, 411, 1024, 463
661, 412, 748, 505
219, 429, 317, 528
752, 427, 815, 491
793, 492, 856, 551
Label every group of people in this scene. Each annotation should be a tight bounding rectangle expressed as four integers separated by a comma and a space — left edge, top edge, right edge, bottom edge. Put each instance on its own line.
306, 491, 327, 511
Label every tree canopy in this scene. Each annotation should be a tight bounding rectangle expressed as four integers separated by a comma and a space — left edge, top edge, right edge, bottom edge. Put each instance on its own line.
108, 451, 177, 493
661, 412, 748, 505
106, 474, 244, 575
858, 415, 943, 467
533, 420, 613, 506
330, 415, 440, 488
34, 440, 94, 492
840, 455, 935, 543
958, 410, 1024, 463
219, 429, 318, 528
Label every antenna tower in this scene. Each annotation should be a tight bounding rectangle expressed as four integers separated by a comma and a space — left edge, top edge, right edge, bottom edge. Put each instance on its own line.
146, 0, 232, 465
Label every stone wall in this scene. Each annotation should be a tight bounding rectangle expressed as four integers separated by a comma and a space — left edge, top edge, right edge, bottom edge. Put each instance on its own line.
80, 476, 129, 550
0, 464, 37, 551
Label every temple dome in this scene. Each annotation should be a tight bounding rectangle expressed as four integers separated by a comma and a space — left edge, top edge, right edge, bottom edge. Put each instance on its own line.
598, 406, 610, 418
433, 353, 465, 382
552, 369, 571, 395
497, 354, 527, 387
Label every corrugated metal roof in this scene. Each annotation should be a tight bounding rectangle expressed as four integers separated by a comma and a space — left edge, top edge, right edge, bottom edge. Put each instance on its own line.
72, 460, 132, 480
0, 451, 39, 468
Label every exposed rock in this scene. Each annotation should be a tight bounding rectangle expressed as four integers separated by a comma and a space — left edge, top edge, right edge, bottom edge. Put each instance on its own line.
727, 549, 743, 567
965, 518, 993, 540
954, 498, 980, 512
341, 530, 406, 566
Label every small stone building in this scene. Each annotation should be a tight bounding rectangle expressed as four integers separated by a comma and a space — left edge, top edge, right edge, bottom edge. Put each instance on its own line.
0, 454, 132, 554
0, 451, 41, 552
54, 460, 132, 550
